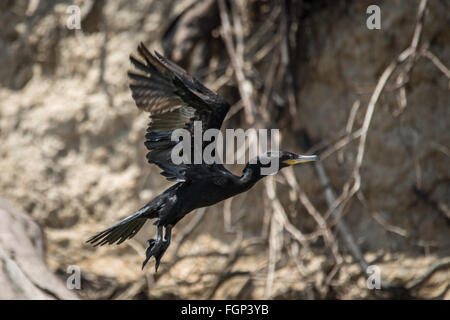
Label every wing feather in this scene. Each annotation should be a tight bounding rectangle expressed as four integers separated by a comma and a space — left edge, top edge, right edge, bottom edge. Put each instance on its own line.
128, 42, 230, 181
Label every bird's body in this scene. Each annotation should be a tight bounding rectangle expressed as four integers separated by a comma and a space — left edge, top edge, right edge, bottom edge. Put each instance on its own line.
145, 166, 254, 226
87, 42, 318, 271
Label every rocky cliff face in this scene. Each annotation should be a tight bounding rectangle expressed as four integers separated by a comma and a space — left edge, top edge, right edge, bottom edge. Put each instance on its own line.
0, 197, 78, 299
0, 0, 448, 299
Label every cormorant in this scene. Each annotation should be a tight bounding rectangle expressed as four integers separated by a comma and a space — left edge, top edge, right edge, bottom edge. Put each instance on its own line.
87, 42, 318, 271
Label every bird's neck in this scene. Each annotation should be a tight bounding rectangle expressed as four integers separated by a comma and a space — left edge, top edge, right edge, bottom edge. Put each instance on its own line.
239, 165, 264, 189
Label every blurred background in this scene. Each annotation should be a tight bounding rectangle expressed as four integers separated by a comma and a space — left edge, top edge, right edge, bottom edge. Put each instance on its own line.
0, 0, 449, 299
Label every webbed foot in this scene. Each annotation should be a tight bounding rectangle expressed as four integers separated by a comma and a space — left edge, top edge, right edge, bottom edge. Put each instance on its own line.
142, 238, 169, 271
141, 225, 172, 272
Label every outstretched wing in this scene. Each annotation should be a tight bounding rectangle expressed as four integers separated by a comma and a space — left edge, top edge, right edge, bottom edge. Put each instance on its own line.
128, 42, 230, 181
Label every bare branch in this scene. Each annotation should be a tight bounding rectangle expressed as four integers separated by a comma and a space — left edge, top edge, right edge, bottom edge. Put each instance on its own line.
218, 0, 256, 124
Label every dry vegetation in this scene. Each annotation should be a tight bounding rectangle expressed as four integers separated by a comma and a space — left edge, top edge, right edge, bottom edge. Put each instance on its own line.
0, 0, 449, 299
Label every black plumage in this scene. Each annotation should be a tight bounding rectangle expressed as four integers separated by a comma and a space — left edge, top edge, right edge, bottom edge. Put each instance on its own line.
87, 42, 318, 271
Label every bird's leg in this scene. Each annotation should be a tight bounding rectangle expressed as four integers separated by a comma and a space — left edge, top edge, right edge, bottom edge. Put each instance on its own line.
153, 225, 171, 272
164, 225, 172, 245
142, 225, 172, 272
142, 225, 163, 270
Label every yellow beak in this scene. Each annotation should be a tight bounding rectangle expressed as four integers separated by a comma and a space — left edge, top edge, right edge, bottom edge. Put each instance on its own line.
282, 155, 319, 165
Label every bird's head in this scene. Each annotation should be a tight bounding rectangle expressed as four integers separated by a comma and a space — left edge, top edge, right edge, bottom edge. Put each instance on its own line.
242, 151, 318, 181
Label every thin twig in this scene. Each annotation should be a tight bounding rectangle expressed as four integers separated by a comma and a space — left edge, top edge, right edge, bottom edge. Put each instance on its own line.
406, 258, 450, 291
206, 230, 244, 299
218, 0, 256, 124
282, 168, 342, 265
314, 162, 369, 272
171, 208, 207, 257
264, 212, 282, 299
280, 0, 297, 120
265, 176, 311, 250
338, 100, 361, 162
421, 49, 450, 82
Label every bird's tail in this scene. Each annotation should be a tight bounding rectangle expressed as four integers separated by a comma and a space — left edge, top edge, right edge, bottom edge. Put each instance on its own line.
86, 204, 152, 246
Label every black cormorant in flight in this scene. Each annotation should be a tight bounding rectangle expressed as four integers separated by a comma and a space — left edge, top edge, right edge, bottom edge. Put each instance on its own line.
87, 42, 318, 271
